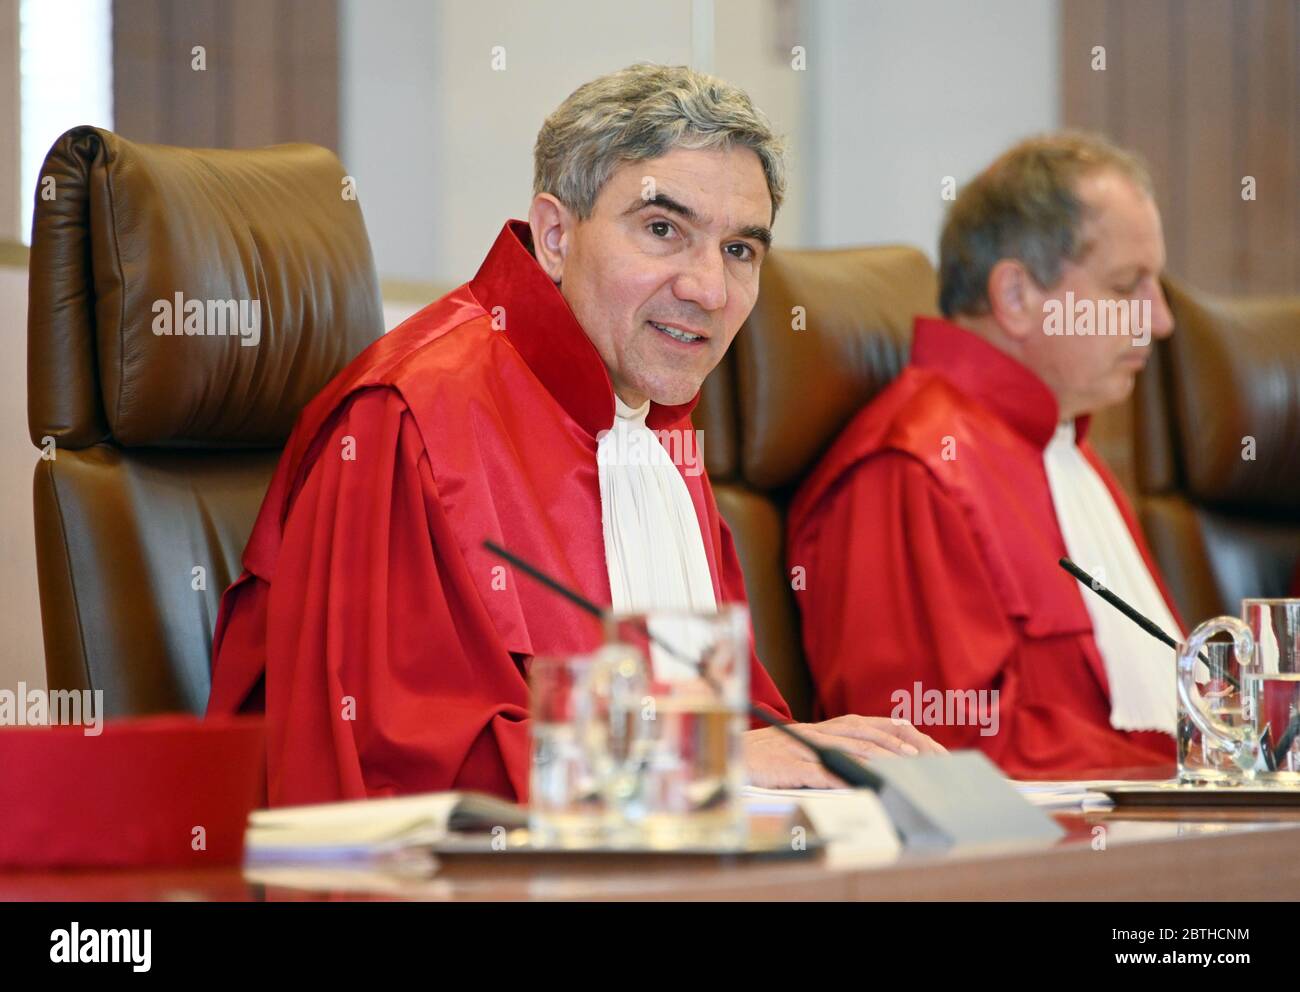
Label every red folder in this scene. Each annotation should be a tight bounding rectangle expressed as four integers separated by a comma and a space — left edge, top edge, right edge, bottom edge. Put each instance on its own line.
0, 714, 264, 868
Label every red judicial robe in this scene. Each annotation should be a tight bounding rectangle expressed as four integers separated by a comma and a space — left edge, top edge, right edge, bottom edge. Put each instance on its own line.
207, 220, 791, 806
787, 317, 1179, 777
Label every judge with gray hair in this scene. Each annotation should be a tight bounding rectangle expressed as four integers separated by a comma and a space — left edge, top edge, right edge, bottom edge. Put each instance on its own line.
788, 132, 1181, 778
208, 62, 943, 807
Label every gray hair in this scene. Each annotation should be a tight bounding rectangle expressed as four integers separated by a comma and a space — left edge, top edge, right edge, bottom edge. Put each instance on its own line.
534, 63, 787, 221
939, 131, 1154, 318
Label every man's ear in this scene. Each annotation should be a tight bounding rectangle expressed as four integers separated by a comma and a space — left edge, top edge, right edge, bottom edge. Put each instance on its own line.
986, 259, 1039, 342
528, 193, 574, 283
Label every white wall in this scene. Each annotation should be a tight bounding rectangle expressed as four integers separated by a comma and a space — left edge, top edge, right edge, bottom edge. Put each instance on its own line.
0, 263, 46, 691
0, 0, 20, 242
343, 1, 1058, 288
340, 0, 443, 286
341, 0, 813, 288
806, 0, 1060, 257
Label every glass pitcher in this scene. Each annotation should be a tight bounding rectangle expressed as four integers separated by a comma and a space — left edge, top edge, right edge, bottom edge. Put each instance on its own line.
1177, 598, 1300, 783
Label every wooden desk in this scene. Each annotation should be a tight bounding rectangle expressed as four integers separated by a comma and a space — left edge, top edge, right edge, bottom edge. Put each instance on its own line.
3, 801, 1298, 902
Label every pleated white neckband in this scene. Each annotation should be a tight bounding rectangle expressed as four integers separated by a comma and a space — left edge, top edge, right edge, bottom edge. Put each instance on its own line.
597, 395, 719, 682
598, 394, 718, 616
1043, 421, 1179, 736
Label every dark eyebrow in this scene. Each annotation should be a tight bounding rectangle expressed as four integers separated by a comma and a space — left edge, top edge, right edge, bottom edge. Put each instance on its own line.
626, 192, 700, 223
626, 193, 772, 249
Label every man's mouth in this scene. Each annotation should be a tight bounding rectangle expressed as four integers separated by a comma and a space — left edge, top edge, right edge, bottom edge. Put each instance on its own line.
648, 320, 707, 345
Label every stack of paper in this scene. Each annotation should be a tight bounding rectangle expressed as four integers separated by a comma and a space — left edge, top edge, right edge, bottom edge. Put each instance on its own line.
1011, 780, 1119, 811
245, 791, 527, 863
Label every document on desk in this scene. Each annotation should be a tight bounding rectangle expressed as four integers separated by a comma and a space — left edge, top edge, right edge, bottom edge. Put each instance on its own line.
744, 777, 1115, 844
245, 791, 527, 863
1009, 780, 1119, 810
743, 786, 903, 865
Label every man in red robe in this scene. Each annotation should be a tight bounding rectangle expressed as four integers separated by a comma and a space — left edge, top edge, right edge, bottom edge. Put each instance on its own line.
208, 64, 941, 806
788, 134, 1184, 777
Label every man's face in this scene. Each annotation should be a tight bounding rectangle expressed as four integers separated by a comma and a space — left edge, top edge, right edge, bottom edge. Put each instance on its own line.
1021, 169, 1175, 419
542, 145, 773, 408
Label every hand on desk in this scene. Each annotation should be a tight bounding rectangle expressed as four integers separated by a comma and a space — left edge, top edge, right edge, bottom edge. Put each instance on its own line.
743, 715, 947, 789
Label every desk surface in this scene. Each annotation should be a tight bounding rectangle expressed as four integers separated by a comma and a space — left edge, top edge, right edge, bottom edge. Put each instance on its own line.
5, 769, 1299, 901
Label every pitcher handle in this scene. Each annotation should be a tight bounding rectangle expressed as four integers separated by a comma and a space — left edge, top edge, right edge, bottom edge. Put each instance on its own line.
1177, 616, 1254, 766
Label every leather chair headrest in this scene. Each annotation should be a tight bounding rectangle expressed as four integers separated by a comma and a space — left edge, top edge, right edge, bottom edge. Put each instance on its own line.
733, 245, 939, 490
28, 126, 383, 450
1164, 279, 1300, 512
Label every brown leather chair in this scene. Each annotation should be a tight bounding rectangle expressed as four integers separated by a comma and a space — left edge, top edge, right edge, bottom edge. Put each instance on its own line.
1135, 278, 1300, 625
28, 126, 382, 718
695, 246, 940, 720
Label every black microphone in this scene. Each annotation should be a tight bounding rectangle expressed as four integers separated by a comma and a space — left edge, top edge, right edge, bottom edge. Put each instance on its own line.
1058, 557, 1290, 771
1058, 557, 1235, 690
482, 539, 882, 790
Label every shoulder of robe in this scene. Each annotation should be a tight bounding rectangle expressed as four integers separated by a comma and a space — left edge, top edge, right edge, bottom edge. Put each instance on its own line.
249, 287, 495, 554
789, 370, 977, 531
276, 284, 498, 472
350, 285, 499, 394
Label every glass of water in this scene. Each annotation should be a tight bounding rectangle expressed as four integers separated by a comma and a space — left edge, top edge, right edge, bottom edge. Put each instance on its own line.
1242, 599, 1300, 779
604, 604, 751, 850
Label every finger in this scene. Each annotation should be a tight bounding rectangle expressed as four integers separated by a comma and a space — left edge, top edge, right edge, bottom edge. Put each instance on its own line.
786, 752, 855, 789
750, 745, 850, 790
802, 766, 850, 789
886, 719, 948, 754
798, 730, 901, 765
810, 721, 919, 756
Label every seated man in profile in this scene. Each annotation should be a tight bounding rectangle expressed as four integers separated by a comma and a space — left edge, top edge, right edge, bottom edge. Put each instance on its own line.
788, 133, 1182, 777
207, 63, 942, 806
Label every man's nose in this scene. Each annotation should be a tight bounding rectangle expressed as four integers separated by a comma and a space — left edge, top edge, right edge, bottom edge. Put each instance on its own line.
1151, 283, 1175, 340
674, 244, 727, 313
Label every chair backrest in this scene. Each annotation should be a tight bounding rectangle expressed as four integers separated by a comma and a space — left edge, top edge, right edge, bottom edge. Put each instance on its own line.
28, 126, 383, 717
1135, 278, 1300, 625
695, 245, 940, 719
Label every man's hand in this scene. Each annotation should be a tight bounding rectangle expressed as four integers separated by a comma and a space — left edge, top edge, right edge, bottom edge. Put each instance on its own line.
743, 715, 948, 789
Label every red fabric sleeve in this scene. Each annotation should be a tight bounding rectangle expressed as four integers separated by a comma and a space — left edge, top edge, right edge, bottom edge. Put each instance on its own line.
217, 387, 532, 807
789, 451, 1177, 773
790, 451, 1021, 755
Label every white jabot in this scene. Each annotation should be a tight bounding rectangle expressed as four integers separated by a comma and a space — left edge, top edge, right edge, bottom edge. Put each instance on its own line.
598, 395, 717, 616
598, 396, 718, 682
1043, 421, 1180, 736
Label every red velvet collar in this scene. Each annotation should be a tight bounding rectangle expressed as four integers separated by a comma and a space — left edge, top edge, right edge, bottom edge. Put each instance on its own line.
910, 316, 1091, 449
468, 220, 700, 437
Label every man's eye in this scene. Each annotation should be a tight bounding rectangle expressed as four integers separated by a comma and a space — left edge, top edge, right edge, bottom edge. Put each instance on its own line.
648, 220, 674, 238
726, 243, 754, 261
